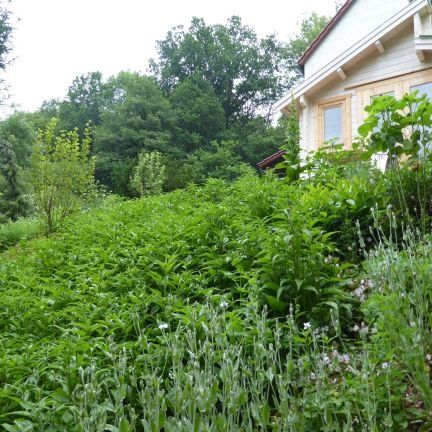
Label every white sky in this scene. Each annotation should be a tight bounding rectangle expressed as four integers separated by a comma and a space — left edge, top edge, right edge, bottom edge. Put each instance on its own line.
3, 0, 337, 114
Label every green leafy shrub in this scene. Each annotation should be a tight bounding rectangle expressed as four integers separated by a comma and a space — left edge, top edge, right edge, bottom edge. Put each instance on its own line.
185, 140, 255, 184
30, 119, 95, 233
130, 151, 166, 197
0, 217, 41, 251
0, 164, 427, 430
359, 92, 432, 233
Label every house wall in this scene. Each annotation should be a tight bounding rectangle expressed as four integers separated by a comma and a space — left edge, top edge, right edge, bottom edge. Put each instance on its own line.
304, 0, 411, 78
299, 20, 432, 153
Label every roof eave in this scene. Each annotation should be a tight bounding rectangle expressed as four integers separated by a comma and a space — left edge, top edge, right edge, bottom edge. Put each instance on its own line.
274, 0, 428, 113
298, 0, 356, 67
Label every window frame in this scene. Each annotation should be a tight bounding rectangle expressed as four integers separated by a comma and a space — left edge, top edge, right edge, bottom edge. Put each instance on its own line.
316, 94, 352, 149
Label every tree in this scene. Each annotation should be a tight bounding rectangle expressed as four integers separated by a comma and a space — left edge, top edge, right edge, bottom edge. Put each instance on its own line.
285, 13, 330, 84
93, 72, 177, 192
59, 71, 109, 135
150, 16, 291, 124
130, 151, 166, 197
94, 72, 176, 159
30, 118, 95, 233
225, 117, 285, 167
0, 112, 36, 167
0, 138, 28, 220
0, 0, 13, 99
170, 75, 226, 152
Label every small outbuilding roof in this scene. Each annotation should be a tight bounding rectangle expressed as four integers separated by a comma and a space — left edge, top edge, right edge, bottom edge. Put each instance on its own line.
257, 149, 287, 169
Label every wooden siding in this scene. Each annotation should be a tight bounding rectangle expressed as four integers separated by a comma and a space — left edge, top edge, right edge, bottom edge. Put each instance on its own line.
305, 0, 411, 78
299, 21, 432, 152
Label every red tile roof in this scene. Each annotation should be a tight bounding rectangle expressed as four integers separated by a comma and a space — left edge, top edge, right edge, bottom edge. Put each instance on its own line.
298, 0, 356, 68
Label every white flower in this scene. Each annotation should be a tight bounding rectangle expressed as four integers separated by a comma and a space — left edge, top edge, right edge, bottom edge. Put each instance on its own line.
303, 322, 312, 330
219, 301, 229, 308
426, 354, 432, 362
360, 322, 369, 334
353, 324, 360, 332
382, 362, 390, 370
322, 354, 331, 365
158, 323, 169, 330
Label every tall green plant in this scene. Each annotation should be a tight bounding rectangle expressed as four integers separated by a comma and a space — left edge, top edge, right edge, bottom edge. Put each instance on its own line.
0, 138, 28, 221
30, 118, 95, 233
359, 92, 432, 233
130, 151, 166, 197
278, 97, 301, 181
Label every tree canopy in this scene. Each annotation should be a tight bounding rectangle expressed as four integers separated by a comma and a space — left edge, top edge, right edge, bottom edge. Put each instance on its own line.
150, 16, 292, 124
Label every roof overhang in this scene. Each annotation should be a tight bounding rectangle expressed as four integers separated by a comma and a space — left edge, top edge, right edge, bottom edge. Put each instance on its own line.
275, 0, 428, 112
298, 0, 356, 68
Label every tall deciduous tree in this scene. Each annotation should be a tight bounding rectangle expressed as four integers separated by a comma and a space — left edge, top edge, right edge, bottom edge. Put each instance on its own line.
150, 16, 291, 124
59, 71, 109, 135
94, 72, 176, 159
93, 72, 176, 193
170, 75, 226, 152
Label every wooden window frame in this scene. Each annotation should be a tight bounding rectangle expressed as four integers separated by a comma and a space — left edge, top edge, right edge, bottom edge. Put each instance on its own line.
316, 94, 352, 150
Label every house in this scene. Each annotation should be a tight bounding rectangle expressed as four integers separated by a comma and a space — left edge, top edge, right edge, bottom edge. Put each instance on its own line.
274, 0, 432, 158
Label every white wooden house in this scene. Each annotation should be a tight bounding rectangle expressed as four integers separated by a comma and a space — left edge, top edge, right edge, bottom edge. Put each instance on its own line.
274, 0, 432, 160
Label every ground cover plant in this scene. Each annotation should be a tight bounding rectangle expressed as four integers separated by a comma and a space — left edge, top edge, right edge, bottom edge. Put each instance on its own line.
1, 159, 432, 431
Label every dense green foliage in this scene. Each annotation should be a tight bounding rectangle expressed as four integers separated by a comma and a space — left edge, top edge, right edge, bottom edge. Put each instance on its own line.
30, 119, 95, 233
3, 7, 432, 429
359, 92, 432, 234
0, 12, 327, 214
0, 138, 28, 221
151, 16, 291, 123
1, 163, 432, 430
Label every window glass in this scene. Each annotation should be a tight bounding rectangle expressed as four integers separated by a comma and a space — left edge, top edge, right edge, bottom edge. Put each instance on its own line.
323, 105, 343, 143
411, 82, 432, 100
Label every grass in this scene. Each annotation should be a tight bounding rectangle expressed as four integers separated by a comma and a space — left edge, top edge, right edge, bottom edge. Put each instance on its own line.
0, 173, 431, 431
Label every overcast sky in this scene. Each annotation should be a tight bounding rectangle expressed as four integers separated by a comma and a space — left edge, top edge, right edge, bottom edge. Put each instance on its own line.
2, 0, 337, 114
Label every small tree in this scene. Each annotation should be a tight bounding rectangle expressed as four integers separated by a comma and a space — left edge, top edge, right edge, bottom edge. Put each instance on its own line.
30, 118, 95, 233
130, 151, 166, 197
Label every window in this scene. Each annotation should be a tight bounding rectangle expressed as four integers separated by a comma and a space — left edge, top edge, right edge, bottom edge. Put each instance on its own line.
371, 91, 395, 101
323, 105, 343, 143
317, 95, 351, 149
410, 81, 432, 99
